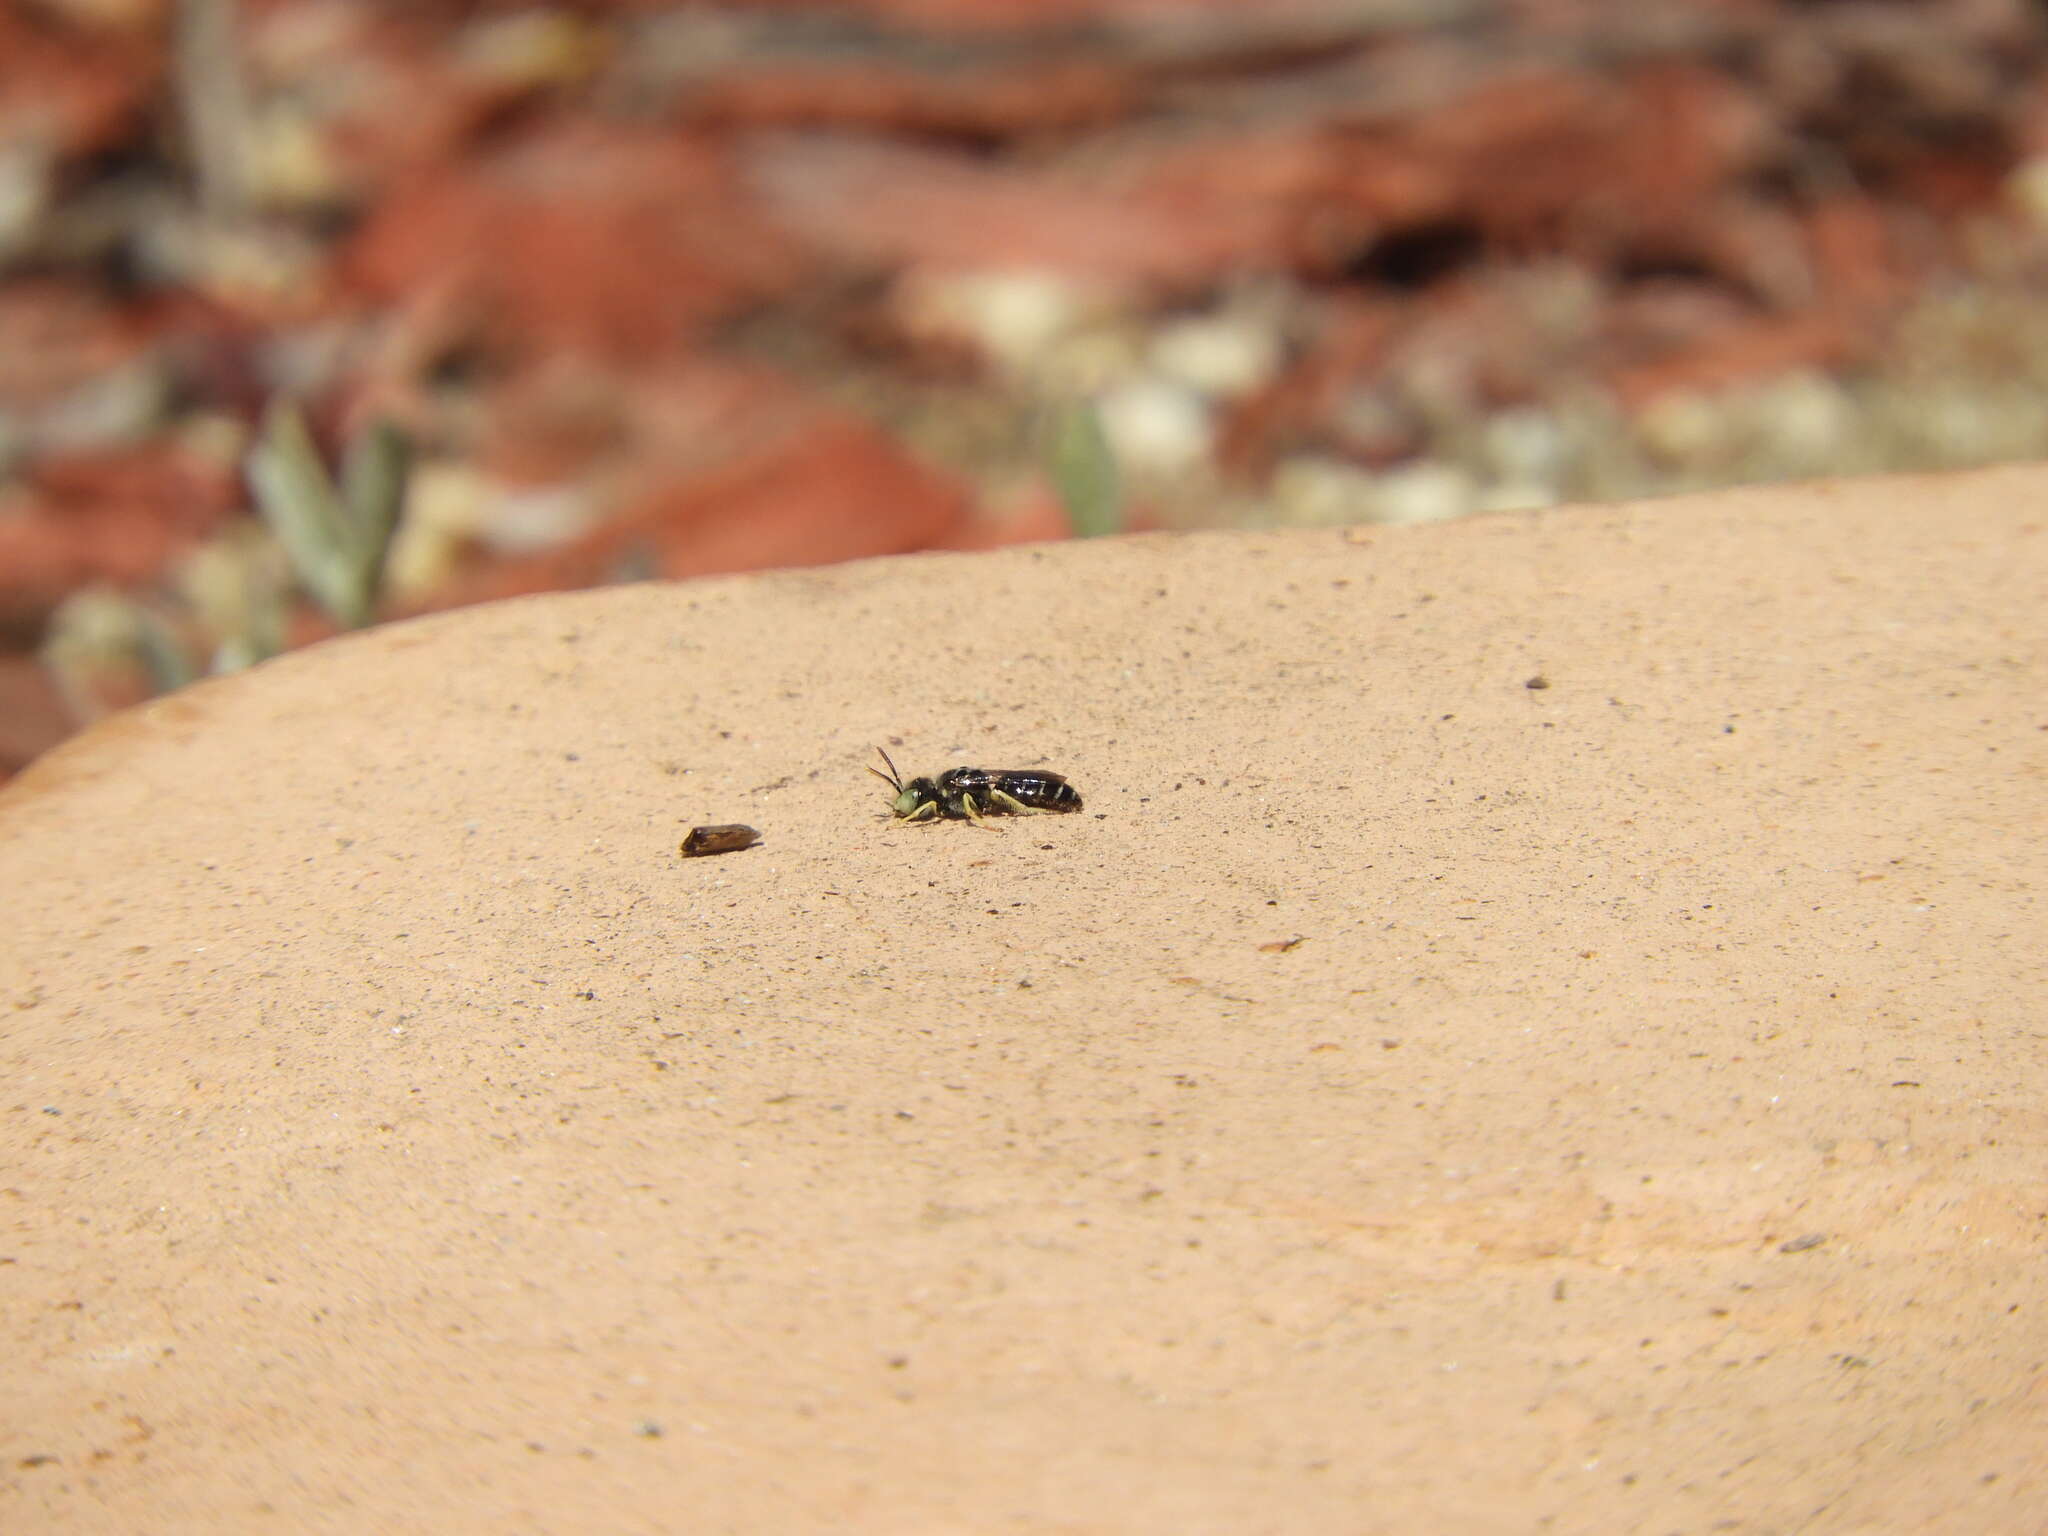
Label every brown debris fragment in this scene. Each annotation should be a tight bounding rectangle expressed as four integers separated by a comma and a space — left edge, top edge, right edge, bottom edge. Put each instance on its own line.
680, 824, 762, 858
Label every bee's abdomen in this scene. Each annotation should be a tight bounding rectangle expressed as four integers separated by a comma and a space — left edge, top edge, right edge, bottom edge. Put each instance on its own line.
992, 769, 1083, 813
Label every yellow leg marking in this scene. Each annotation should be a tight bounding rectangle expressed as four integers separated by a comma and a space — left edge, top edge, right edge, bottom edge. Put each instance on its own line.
990, 790, 1058, 815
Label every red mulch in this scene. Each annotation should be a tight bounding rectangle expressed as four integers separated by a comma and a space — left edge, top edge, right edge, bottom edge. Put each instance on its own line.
4, 0, 2045, 773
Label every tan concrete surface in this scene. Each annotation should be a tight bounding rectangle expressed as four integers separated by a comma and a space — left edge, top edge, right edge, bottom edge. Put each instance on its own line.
3, 467, 2045, 1533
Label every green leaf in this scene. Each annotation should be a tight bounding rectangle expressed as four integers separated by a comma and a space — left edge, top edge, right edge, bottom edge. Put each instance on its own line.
132, 607, 197, 692
1047, 399, 1124, 539
247, 401, 411, 630
340, 417, 410, 610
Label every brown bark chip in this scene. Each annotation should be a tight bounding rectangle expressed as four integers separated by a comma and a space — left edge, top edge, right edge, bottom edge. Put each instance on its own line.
2, 469, 2045, 1532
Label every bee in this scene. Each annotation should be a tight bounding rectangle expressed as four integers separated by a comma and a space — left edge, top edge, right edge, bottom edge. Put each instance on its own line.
867, 747, 1083, 822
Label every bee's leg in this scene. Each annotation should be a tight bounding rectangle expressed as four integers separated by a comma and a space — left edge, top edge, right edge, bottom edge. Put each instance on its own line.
958, 794, 1006, 829
903, 801, 940, 823
986, 789, 1043, 816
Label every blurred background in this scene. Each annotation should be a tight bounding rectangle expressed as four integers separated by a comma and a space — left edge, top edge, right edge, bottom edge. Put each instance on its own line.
5, 0, 2048, 779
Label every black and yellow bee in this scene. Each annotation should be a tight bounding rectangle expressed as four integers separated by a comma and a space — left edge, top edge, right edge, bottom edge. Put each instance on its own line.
868, 747, 1083, 822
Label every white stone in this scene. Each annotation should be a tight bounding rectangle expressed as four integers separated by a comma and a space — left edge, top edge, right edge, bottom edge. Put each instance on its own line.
1148, 312, 1284, 399
1095, 377, 1213, 477
1369, 460, 1477, 525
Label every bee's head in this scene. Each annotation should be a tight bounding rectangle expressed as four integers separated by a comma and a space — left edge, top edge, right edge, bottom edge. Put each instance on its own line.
867, 746, 921, 817
892, 778, 941, 817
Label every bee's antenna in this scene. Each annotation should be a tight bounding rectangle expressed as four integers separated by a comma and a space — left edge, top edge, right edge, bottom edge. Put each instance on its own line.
867, 745, 902, 792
